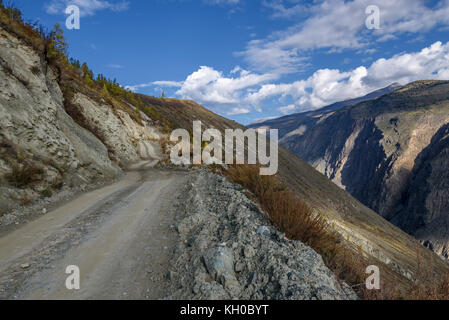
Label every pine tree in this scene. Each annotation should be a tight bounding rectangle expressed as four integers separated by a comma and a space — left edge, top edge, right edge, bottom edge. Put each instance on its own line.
47, 23, 68, 62
102, 83, 110, 98
1, 2, 23, 21
69, 58, 81, 68
81, 62, 94, 85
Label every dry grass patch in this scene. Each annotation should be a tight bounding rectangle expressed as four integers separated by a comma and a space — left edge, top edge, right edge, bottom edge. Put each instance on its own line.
227, 165, 333, 246
402, 252, 449, 300
360, 251, 449, 300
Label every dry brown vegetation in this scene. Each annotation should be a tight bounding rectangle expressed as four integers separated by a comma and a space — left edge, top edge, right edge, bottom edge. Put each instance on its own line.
226, 164, 449, 300
227, 165, 323, 244
226, 165, 367, 290
360, 249, 449, 300
7, 160, 44, 188
399, 252, 449, 300
0, 3, 47, 56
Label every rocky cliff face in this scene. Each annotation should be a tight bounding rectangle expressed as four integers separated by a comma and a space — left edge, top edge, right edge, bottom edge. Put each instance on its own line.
259, 81, 449, 259
0, 25, 163, 224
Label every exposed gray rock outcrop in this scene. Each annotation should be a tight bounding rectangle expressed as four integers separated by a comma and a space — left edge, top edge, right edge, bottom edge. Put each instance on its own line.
166, 170, 357, 300
72, 93, 161, 165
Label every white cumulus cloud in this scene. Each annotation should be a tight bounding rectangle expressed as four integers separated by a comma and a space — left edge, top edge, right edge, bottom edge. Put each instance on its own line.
176, 66, 276, 106
243, 0, 449, 74
248, 41, 449, 114
130, 42, 449, 117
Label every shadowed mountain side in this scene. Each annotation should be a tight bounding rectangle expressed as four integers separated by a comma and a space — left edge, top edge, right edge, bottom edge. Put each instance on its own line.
266, 80, 449, 260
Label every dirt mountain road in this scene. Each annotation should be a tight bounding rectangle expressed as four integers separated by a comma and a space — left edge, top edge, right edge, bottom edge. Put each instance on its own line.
0, 163, 187, 300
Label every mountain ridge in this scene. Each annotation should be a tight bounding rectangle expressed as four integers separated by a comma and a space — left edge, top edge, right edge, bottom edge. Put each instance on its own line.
249, 83, 403, 143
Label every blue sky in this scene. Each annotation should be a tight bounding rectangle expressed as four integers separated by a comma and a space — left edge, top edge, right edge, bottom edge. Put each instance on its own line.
15, 0, 449, 125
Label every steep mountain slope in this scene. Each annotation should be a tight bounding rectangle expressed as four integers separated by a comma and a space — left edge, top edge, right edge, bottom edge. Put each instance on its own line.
267, 80, 449, 259
1, 10, 448, 298
139, 91, 449, 289
248, 83, 402, 143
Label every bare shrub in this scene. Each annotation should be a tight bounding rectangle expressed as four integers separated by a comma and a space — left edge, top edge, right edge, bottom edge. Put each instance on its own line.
7, 160, 44, 188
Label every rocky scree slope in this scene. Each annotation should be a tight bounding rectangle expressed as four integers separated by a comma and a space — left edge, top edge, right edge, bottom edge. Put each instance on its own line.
166, 169, 357, 300
272, 80, 449, 259
0, 25, 162, 226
